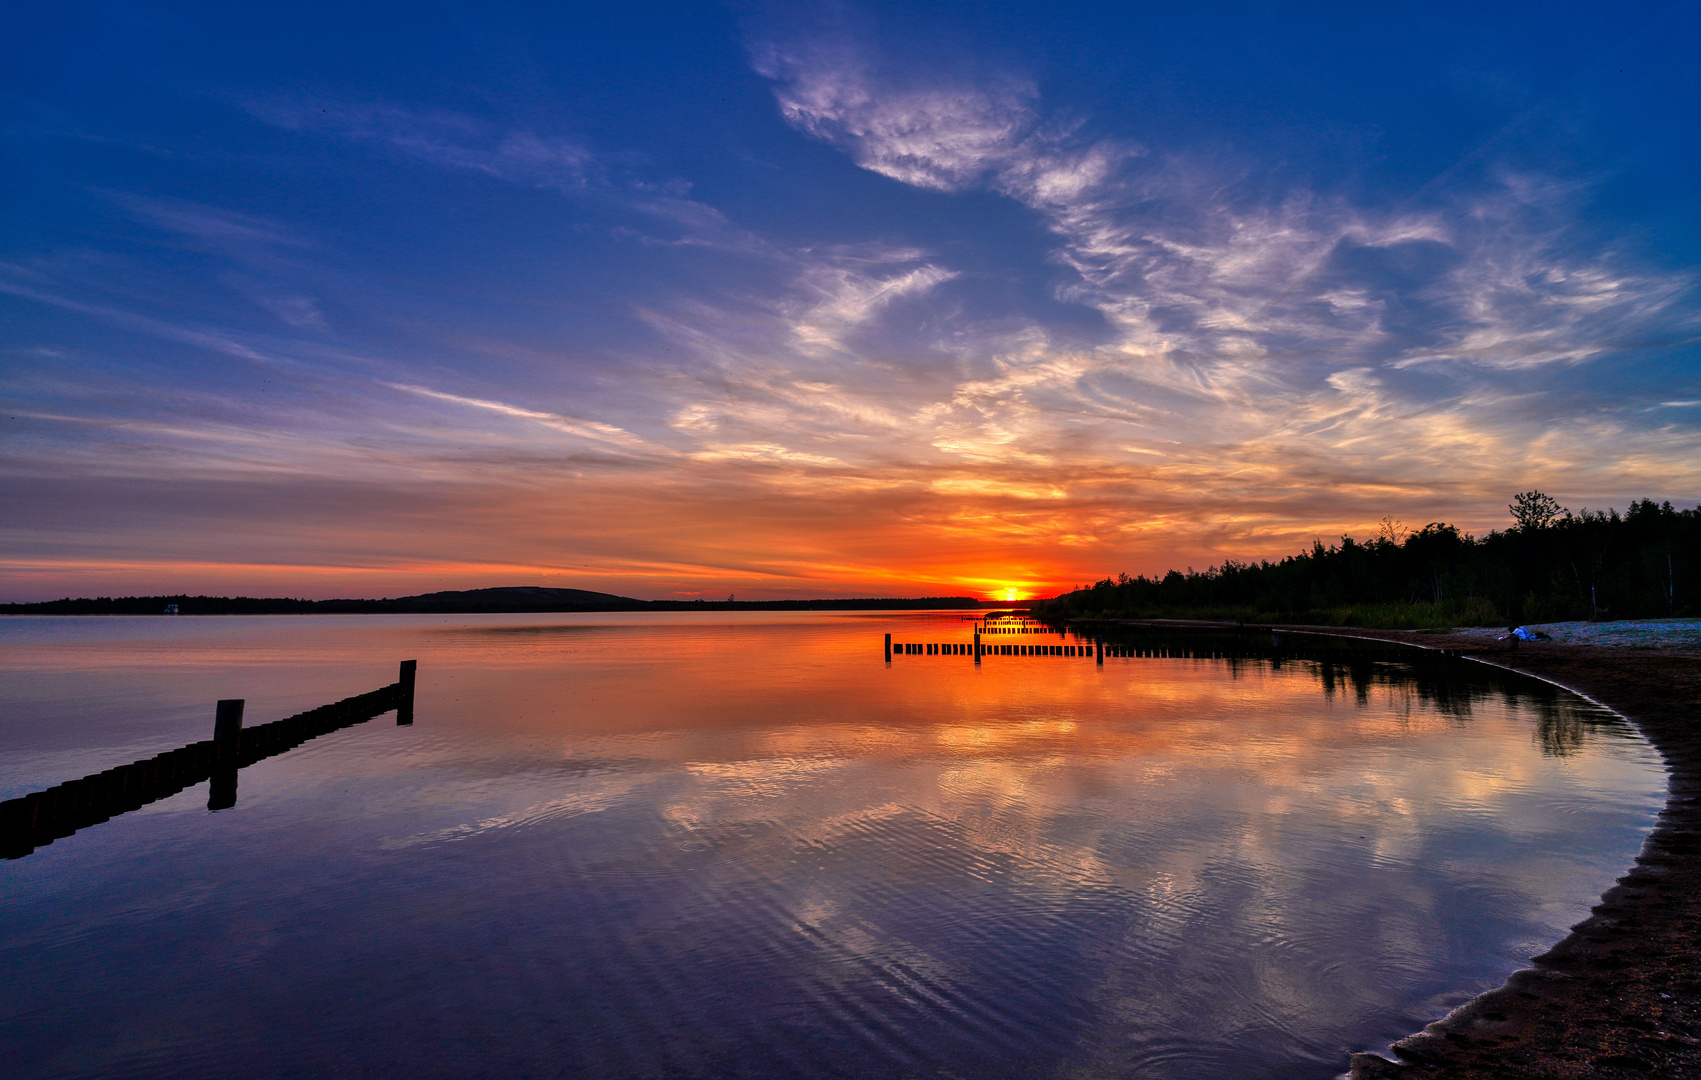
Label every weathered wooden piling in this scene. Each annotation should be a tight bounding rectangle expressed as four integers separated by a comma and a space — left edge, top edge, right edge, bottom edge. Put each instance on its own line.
973, 630, 981, 663
213, 699, 245, 757
397, 659, 417, 725
884, 633, 892, 662
208, 699, 244, 811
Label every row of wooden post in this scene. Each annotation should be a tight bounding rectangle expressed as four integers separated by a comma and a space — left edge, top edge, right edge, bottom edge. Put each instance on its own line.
885, 632, 1107, 665
0, 659, 418, 859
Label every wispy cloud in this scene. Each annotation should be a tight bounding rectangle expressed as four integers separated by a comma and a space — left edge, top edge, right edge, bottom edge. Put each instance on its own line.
751, 38, 1041, 193
248, 100, 600, 192
245, 98, 770, 254
734, 22, 1701, 533
254, 294, 328, 331
0, 272, 275, 364
109, 192, 316, 250
385, 382, 661, 453
768, 44, 1694, 368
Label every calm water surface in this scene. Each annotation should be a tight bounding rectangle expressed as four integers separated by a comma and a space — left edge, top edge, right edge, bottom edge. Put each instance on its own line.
0, 612, 1667, 1079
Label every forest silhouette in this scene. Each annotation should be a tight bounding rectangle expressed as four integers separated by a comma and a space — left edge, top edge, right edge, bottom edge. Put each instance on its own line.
1034, 493, 1700, 628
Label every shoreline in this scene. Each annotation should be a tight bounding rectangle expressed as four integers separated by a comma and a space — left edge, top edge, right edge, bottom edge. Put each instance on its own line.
1093, 621, 1701, 1077
1335, 629, 1701, 1078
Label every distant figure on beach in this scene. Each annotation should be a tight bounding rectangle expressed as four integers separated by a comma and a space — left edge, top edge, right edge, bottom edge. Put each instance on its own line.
1498, 625, 1552, 643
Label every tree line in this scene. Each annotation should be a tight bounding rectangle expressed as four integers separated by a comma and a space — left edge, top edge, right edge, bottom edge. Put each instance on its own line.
1032, 493, 1700, 628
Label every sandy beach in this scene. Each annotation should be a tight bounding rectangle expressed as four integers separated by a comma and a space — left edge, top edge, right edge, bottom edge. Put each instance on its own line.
1447, 619, 1701, 653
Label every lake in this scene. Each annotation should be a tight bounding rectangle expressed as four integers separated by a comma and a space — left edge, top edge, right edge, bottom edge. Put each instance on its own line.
0, 611, 1667, 1079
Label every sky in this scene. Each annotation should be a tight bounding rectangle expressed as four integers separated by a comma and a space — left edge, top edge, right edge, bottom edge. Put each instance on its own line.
3, 1, 1699, 602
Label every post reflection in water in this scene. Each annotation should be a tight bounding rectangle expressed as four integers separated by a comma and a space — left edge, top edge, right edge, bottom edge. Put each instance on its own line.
0, 612, 1668, 1080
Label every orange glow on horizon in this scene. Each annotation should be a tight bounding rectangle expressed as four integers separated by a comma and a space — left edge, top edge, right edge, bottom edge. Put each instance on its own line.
0, 555, 1076, 604
2, 463, 1609, 605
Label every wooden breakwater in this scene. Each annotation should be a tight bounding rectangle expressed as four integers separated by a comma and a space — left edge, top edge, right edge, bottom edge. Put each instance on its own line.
886, 634, 1103, 661
880, 624, 1503, 721
0, 660, 417, 860
884, 614, 1099, 663
884, 622, 1476, 666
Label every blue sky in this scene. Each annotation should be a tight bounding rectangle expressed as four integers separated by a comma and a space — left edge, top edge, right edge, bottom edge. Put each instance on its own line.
3, 1, 1698, 600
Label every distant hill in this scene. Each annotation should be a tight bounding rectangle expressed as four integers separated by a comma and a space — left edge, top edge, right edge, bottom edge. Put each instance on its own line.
326, 586, 643, 612
0, 588, 1007, 615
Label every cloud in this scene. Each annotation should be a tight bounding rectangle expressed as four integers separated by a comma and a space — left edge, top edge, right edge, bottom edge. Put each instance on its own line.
256, 294, 328, 331
0, 273, 274, 364
689, 442, 848, 468
247, 100, 599, 192
789, 259, 958, 352
752, 38, 1040, 192
748, 28, 1693, 402
246, 98, 772, 254
385, 383, 661, 453
110, 193, 315, 250
751, 28, 1696, 389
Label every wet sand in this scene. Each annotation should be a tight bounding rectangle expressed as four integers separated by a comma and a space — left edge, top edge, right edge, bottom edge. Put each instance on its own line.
1315, 629, 1701, 1078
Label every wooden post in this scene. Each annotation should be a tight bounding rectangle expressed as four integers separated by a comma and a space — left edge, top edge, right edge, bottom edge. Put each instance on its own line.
1096, 642, 1103, 664
213, 700, 244, 760
208, 699, 243, 811
397, 659, 417, 725
884, 633, 892, 662
973, 630, 981, 663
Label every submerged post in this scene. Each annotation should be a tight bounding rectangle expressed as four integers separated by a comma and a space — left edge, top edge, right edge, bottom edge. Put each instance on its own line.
884, 633, 892, 663
974, 630, 981, 663
208, 699, 243, 811
397, 659, 418, 725
1096, 641, 1103, 665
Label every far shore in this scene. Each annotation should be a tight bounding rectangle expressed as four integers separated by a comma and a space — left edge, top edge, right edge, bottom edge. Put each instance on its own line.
0, 593, 1024, 616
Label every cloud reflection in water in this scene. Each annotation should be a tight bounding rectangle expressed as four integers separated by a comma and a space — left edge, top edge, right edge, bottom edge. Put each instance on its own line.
0, 613, 1666, 1079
